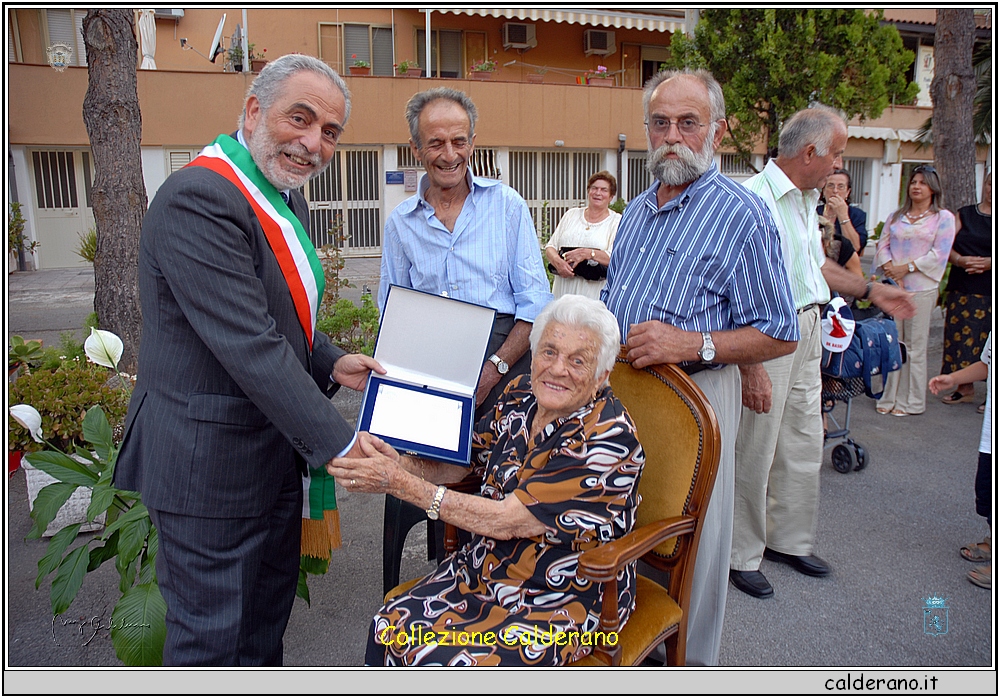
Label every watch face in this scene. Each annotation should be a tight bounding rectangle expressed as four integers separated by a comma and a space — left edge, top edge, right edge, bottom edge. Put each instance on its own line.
427, 509, 439, 521
701, 347, 716, 362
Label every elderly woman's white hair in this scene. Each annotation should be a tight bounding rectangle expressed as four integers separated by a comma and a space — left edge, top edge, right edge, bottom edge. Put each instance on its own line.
529, 295, 621, 383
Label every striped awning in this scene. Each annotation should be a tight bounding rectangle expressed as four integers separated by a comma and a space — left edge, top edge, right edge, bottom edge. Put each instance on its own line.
848, 126, 925, 144
427, 8, 684, 33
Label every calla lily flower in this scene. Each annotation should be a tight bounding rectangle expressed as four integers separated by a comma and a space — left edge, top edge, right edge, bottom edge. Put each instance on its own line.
84, 328, 124, 369
10, 404, 44, 443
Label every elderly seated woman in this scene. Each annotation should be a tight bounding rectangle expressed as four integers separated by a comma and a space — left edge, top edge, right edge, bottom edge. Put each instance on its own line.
328, 295, 645, 666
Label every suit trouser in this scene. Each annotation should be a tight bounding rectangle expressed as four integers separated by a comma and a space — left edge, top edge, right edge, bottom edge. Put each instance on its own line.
732, 306, 823, 570
149, 461, 303, 666
683, 364, 741, 666
876, 288, 938, 415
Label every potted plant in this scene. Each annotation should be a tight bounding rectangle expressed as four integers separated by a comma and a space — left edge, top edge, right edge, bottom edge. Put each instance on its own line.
249, 44, 267, 72
527, 68, 546, 84
348, 54, 371, 76
395, 59, 422, 77
469, 58, 498, 80
9, 332, 131, 533
9, 328, 167, 665
227, 43, 244, 71
587, 65, 614, 87
8, 201, 38, 272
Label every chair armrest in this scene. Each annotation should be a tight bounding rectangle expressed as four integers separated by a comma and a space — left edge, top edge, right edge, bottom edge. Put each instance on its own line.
577, 516, 696, 582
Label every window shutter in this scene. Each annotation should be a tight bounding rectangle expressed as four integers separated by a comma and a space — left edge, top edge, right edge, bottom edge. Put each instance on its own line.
438, 30, 461, 78
168, 151, 193, 173
73, 10, 86, 65
372, 27, 393, 76
46, 9, 86, 66
343, 24, 370, 69
9, 20, 17, 62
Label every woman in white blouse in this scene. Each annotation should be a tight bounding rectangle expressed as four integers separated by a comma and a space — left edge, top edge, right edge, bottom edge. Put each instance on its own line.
545, 171, 622, 300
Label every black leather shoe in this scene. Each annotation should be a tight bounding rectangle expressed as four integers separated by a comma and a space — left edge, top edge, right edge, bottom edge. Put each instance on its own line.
729, 569, 774, 598
763, 548, 831, 577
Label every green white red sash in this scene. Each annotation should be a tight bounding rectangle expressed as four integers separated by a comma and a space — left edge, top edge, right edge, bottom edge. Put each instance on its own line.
187, 134, 325, 350
188, 135, 341, 558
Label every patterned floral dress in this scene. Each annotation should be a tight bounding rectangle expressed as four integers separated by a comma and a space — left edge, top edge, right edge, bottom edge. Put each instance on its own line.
366, 375, 644, 666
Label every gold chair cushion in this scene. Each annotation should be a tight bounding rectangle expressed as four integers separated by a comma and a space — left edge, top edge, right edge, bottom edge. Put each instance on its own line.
570, 575, 681, 666
384, 577, 420, 604
610, 366, 702, 558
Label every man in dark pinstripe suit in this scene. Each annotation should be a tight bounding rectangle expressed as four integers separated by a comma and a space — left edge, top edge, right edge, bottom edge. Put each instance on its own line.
115, 55, 382, 666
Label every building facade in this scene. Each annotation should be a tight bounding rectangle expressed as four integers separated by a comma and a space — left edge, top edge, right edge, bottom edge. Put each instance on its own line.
7, 7, 991, 269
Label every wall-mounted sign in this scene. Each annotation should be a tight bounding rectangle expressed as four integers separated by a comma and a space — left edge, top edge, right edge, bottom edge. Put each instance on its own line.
386, 171, 405, 185
404, 169, 419, 192
916, 45, 934, 108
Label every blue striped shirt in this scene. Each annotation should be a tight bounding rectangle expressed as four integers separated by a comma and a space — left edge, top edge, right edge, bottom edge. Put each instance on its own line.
601, 164, 799, 344
379, 172, 552, 322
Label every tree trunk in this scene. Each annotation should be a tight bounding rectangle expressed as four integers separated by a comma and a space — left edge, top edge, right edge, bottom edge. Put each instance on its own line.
82, 10, 146, 373
930, 9, 977, 213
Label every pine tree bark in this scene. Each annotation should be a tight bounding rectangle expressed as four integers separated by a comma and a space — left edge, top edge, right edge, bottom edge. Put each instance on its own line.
82, 9, 146, 373
930, 9, 977, 213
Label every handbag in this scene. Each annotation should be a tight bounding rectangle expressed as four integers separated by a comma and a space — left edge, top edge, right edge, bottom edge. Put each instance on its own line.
547, 247, 608, 281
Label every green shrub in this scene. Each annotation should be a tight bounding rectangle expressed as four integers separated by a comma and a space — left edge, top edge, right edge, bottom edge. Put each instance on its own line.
75, 228, 98, 264
8, 360, 131, 453
316, 294, 379, 357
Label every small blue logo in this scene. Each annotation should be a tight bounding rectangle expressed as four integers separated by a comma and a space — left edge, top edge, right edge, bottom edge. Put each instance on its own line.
923, 594, 949, 636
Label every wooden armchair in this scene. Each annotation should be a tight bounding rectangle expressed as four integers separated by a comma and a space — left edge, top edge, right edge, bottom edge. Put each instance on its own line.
383, 353, 721, 667
569, 355, 721, 666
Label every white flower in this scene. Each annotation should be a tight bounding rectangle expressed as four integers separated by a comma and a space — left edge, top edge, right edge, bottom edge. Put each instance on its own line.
84, 328, 124, 369
10, 404, 44, 443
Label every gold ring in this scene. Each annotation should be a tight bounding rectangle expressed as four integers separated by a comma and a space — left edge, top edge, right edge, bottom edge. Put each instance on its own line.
350, 479, 357, 486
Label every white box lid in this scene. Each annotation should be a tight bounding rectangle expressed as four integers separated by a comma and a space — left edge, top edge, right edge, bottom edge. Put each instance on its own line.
375, 286, 496, 395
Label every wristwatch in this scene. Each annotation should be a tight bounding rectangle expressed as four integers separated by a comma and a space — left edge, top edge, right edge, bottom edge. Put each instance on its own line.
426, 485, 446, 521
907, 262, 916, 273
698, 332, 717, 364
488, 354, 509, 375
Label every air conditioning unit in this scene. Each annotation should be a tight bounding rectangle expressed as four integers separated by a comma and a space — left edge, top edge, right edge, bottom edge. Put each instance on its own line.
153, 8, 184, 20
502, 22, 537, 51
584, 29, 616, 56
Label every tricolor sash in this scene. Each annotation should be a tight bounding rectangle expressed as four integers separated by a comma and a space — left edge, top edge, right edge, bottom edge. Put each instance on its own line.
187, 134, 325, 350
188, 135, 341, 558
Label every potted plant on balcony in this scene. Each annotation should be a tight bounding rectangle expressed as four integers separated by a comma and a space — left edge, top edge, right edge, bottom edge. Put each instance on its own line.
249, 44, 268, 72
587, 65, 614, 87
469, 58, 498, 80
227, 43, 244, 72
395, 60, 422, 77
349, 54, 371, 76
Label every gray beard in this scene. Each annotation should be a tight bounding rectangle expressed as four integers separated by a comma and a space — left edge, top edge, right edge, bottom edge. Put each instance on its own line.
247, 120, 327, 191
646, 129, 716, 187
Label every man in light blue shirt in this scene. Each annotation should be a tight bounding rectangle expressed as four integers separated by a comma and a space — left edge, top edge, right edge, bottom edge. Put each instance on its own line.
379, 88, 551, 417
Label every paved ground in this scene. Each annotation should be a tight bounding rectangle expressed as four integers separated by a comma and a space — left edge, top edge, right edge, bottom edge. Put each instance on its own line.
5, 260, 994, 673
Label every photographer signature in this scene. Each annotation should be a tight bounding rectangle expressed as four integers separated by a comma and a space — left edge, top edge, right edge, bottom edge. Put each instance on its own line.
51, 613, 149, 646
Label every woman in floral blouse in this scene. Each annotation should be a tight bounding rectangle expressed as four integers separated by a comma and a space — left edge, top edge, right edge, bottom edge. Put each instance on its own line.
328, 295, 644, 666
872, 165, 956, 416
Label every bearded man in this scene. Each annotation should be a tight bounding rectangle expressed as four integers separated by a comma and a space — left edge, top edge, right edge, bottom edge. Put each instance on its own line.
116, 54, 383, 665
601, 69, 799, 666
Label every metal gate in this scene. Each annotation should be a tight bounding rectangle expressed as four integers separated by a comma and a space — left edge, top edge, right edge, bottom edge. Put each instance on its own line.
303, 147, 382, 255
508, 150, 601, 241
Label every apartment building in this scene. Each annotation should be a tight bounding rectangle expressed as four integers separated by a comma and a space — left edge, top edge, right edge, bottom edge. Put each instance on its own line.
7, 7, 991, 269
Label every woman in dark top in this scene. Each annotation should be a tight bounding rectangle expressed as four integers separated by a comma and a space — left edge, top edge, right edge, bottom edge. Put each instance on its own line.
940, 174, 992, 406
818, 169, 869, 254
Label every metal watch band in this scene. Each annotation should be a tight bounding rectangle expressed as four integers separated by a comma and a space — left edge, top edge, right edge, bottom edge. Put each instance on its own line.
426, 485, 446, 520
